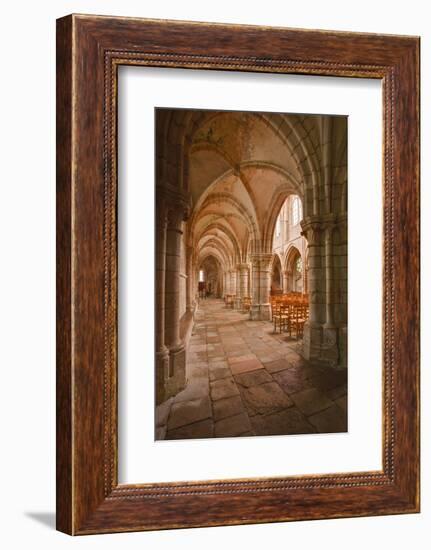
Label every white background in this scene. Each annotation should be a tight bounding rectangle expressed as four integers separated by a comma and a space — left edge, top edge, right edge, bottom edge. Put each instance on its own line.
118, 68, 382, 483
0, 1, 428, 548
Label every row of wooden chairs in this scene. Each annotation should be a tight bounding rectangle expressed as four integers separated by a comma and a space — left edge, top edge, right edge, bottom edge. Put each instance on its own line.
224, 294, 236, 308
242, 296, 252, 312
270, 291, 305, 302
224, 294, 253, 312
271, 294, 309, 338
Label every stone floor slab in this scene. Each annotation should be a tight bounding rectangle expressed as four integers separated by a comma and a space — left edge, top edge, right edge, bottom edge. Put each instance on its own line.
272, 369, 313, 395
155, 425, 167, 440
214, 413, 252, 437
335, 394, 347, 412
167, 397, 212, 430
210, 377, 240, 400
308, 404, 347, 433
173, 377, 209, 403
234, 369, 273, 388
240, 382, 293, 415
250, 407, 316, 436
189, 344, 207, 352
308, 369, 347, 393
209, 364, 232, 382
263, 358, 292, 373
213, 395, 245, 421
166, 419, 214, 440
229, 358, 264, 375
228, 353, 257, 365
290, 388, 334, 416
325, 385, 348, 401
188, 364, 209, 380
155, 397, 173, 427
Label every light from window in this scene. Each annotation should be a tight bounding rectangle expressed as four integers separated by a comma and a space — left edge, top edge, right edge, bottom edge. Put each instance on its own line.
292, 196, 302, 225
295, 257, 302, 274
199, 269, 205, 282
275, 216, 281, 238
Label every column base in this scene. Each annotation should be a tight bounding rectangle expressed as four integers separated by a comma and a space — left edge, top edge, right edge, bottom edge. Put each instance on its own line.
302, 322, 341, 367
250, 303, 271, 321
166, 345, 186, 399
186, 301, 196, 315
155, 347, 170, 405
338, 325, 348, 368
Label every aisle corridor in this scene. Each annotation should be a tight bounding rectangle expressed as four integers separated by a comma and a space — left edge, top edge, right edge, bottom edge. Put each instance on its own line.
156, 299, 347, 440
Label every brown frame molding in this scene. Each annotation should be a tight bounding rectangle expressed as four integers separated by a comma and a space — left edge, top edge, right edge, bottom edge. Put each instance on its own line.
56, 14, 420, 535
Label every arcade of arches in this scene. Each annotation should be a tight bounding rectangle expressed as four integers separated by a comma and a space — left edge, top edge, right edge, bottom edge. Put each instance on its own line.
155, 109, 347, 438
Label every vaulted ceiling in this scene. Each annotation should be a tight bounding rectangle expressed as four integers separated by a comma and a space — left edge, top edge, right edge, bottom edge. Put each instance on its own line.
156, 108, 347, 272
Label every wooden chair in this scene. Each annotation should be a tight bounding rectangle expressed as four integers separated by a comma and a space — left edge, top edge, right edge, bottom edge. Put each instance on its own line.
273, 302, 290, 333
225, 294, 235, 309
242, 296, 252, 312
289, 303, 309, 339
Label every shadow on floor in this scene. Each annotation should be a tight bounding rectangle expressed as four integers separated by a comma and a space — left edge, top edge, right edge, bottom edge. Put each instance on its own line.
25, 511, 56, 530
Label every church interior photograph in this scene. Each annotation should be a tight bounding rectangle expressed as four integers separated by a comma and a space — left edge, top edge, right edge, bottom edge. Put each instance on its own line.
155, 107, 348, 440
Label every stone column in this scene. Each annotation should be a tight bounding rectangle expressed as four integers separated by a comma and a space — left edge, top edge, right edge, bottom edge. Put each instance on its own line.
193, 266, 198, 304
235, 269, 242, 308
324, 224, 335, 328
320, 221, 340, 365
164, 207, 186, 395
185, 246, 195, 314
301, 219, 324, 361
301, 220, 324, 325
334, 216, 348, 367
249, 253, 272, 320
230, 269, 237, 296
301, 216, 342, 366
155, 199, 169, 404
236, 263, 249, 309
282, 270, 290, 294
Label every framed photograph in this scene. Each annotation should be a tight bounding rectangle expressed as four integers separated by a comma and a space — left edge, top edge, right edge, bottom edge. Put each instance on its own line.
56, 14, 420, 534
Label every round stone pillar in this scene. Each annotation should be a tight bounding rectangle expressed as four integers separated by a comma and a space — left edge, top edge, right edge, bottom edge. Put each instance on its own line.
324, 224, 335, 328
185, 245, 195, 314
164, 207, 187, 396
249, 253, 272, 320
236, 263, 249, 309
155, 199, 169, 404
282, 269, 290, 294
229, 269, 237, 296
301, 220, 324, 325
301, 218, 324, 362
301, 216, 341, 367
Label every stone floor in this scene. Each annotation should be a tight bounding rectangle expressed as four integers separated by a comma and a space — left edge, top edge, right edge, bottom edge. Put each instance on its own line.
156, 299, 347, 440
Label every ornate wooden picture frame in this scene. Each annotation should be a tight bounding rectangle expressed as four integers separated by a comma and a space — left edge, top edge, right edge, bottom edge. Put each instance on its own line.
56, 14, 420, 535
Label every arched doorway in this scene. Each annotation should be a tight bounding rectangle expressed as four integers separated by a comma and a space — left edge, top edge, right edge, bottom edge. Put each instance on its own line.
285, 246, 303, 293
270, 255, 283, 295
199, 256, 221, 298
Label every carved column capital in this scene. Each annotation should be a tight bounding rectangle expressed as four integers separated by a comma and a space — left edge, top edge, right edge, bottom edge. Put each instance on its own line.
250, 253, 273, 270
323, 222, 336, 243
336, 213, 348, 240
300, 216, 324, 245
167, 207, 188, 233
156, 196, 168, 228
157, 185, 191, 228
